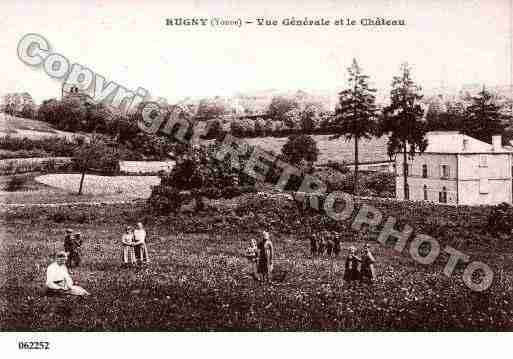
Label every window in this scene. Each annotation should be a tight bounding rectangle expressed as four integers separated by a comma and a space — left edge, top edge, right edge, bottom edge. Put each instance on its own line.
479, 155, 488, 168
440, 164, 450, 179
423, 185, 428, 200
405, 184, 410, 200
422, 164, 428, 178
439, 186, 447, 203
479, 178, 489, 194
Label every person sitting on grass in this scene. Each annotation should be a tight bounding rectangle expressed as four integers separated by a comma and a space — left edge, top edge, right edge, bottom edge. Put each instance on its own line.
45, 251, 89, 296
133, 222, 149, 265
360, 243, 376, 284
121, 226, 136, 267
343, 246, 361, 284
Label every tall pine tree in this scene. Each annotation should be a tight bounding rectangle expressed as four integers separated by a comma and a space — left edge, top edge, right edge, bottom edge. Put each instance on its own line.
332, 59, 378, 195
463, 86, 507, 143
381, 63, 427, 200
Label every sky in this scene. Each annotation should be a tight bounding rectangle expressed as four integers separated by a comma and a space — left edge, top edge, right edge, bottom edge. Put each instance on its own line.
0, 0, 511, 105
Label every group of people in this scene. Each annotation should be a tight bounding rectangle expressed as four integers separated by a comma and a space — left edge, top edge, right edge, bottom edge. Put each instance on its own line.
121, 222, 150, 267
45, 222, 376, 296
309, 231, 342, 257
45, 228, 89, 296
45, 222, 150, 296
344, 243, 376, 284
245, 231, 274, 282
244, 230, 377, 285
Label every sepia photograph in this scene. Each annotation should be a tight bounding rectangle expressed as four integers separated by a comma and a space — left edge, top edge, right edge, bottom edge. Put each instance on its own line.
0, 0, 513, 355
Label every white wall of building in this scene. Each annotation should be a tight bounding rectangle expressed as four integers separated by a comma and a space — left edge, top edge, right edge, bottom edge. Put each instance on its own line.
458, 179, 512, 205
395, 152, 512, 205
458, 153, 511, 179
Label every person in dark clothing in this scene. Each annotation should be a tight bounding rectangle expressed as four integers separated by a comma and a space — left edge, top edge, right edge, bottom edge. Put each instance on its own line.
325, 231, 333, 257
67, 232, 83, 269
63, 228, 73, 265
343, 246, 361, 283
309, 233, 317, 257
333, 233, 341, 258
257, 231, 274, 283
317, 234, 325, 257
360, 243, 376, 284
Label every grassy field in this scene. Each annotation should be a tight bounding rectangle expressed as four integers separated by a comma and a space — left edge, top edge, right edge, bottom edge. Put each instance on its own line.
35, 174, 160, 198
1, 199, 513, 331
231, 135, 390, 164
0, 114, 81, 140
1, 116, 390, 166
0, 173, 157, 205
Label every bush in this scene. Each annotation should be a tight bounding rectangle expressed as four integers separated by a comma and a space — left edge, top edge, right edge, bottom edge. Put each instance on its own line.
488, 202, 513, 235
325, 160, 350, 174
5, 176, 27, 192
147, 185, 185, 215
281, 134, 319, 166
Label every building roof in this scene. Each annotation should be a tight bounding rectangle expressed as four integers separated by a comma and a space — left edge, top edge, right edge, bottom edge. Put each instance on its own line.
417, 131, 512, 154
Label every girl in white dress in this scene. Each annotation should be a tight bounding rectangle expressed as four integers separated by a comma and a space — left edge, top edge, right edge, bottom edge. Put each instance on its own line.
121, 226, 136, 266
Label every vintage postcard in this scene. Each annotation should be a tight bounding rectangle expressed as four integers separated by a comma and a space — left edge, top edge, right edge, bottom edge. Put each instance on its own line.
1, 0, 512, 356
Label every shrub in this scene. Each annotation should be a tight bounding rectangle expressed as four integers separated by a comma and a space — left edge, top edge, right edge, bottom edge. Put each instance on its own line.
5, 176, 27, 192
488, 202, 513, 235
147, 185, 185, 215
325, 160, 350, 174
281, 134, 319, 166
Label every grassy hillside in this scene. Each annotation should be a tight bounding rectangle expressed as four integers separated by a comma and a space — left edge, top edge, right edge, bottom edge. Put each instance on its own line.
0, 114, 82, 140
232, 135, 390, 164
1, 115, 391, 165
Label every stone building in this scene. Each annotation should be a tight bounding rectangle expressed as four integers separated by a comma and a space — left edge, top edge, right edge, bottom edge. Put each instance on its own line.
395, 131, 513, 205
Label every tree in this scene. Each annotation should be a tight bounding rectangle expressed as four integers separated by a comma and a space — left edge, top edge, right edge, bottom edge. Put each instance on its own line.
85, 103, 113, 133
281, 134, 319, 166
268, 96, 299, 122
425, 98, 464, 132
150, 143, 256, 212
300, 102, 324, 133
72, 136, 121, 195
1, 92, 35, 117
381, 62, 428, 200
37, 98, 87, 132
462, 86, 508, 143
283, 108, 302, 131
196, 97, 227, 120
332, 58, 378, 195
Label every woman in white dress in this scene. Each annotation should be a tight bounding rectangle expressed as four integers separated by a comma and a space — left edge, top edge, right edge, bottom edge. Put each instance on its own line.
45, 251, 89, 296
133, 222, 149, 264
121, 226, 136, 266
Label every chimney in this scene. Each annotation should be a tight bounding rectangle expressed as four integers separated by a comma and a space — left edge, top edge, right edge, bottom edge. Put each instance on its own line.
492, 135, 502, 152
